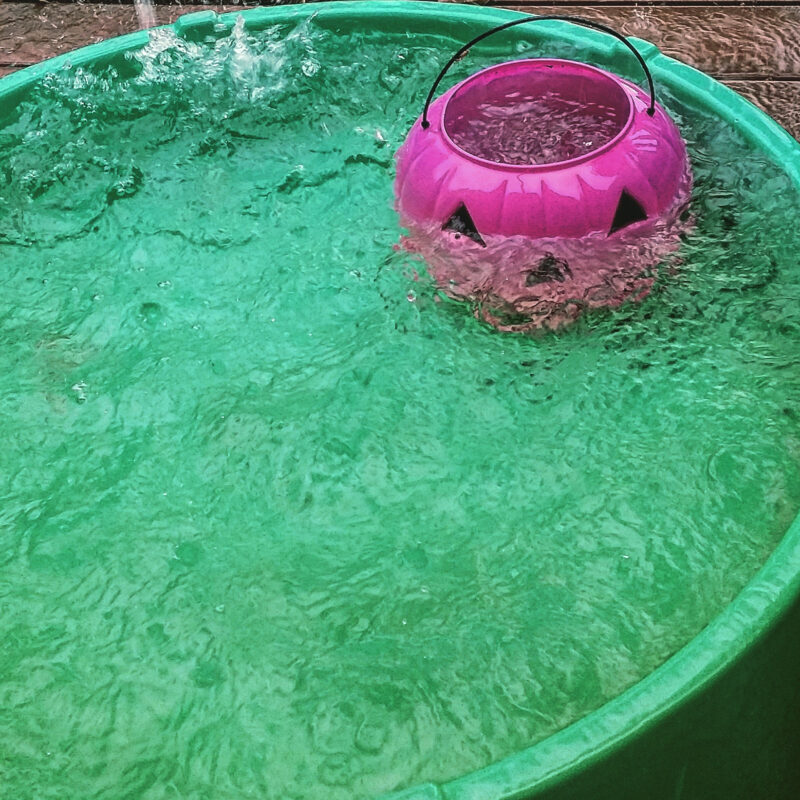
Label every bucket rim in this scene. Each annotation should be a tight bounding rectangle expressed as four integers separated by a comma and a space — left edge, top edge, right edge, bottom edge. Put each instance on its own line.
439, 57, 637, 172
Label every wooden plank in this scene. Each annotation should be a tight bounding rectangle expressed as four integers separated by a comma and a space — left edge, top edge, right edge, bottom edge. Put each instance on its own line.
2, 3, 800, 78
510, 6, 800, 77
724, 79, 800, 142
0, 4, 254, 68
481, 1, 800, 6
9, 0, 795, 7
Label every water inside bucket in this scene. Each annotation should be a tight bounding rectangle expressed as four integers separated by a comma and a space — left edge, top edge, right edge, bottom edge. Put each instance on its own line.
443, 62, 629, 165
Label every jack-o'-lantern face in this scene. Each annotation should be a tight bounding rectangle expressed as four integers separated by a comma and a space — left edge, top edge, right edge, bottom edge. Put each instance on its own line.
401, 193, 690, 332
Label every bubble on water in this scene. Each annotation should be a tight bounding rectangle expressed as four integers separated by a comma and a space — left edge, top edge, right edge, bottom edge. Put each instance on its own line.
70, 382, 87, 403
131, 246, 148, 272
354, 718, 386, 754
138, 301, 163, 327
106, 165, 144, 202
301, 58, 319, 77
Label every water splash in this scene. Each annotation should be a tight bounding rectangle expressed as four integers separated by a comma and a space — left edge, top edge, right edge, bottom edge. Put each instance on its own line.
132, 15, 320, 100
134, 0, 156, 31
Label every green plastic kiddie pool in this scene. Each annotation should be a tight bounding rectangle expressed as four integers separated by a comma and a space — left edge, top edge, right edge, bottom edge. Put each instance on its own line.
1, 4, 799, 800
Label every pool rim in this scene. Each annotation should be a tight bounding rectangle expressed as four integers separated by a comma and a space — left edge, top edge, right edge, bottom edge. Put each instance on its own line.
1, 3, 799, 799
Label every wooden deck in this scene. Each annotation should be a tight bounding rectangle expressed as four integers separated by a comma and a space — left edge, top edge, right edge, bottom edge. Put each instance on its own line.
1, 1, 799, 141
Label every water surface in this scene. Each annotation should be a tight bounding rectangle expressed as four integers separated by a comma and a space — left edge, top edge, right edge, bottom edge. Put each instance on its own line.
1, 17, 800, 800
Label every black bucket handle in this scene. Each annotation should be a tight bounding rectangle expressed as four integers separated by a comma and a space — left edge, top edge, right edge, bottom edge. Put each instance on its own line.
421, 14, 656, 130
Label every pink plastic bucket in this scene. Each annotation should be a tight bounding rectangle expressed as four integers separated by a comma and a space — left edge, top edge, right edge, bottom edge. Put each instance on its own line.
394, 15, 692, 330
396, 57, 690, 241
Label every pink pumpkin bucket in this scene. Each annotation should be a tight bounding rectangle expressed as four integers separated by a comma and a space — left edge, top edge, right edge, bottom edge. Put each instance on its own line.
394, 15, 693, 331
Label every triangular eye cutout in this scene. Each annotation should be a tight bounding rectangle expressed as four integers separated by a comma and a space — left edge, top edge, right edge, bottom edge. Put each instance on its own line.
443, 202, 486, 247
609, 190, 647, 235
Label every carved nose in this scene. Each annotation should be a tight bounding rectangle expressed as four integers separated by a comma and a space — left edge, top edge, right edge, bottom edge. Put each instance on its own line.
526, 253, 572, 285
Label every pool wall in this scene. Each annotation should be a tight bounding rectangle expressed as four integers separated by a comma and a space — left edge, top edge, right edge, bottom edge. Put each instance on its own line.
2, 4, 799, 799
536, 598, 800, 799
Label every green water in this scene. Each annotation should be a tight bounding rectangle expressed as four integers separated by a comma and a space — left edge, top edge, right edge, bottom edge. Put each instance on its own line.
1, 17, 800, 800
